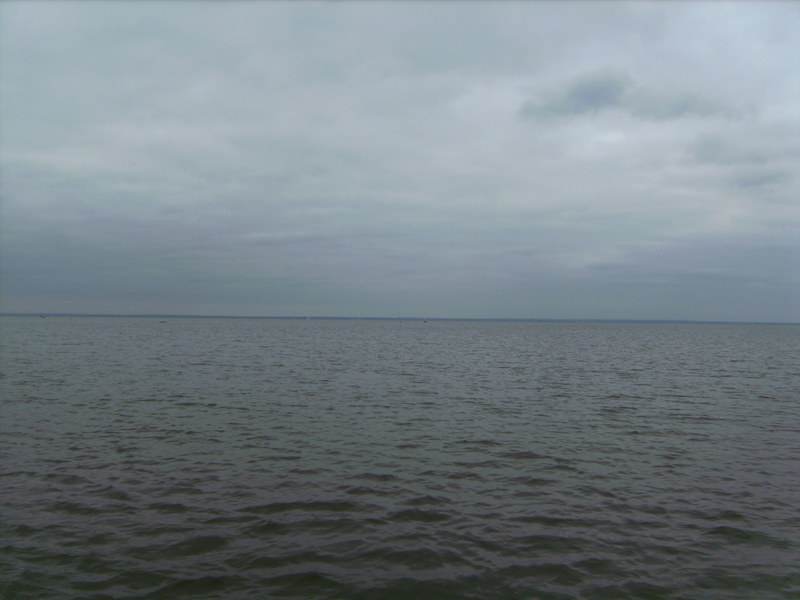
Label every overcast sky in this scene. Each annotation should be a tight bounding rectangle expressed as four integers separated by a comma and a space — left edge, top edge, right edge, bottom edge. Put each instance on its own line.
1, 1, 798, 321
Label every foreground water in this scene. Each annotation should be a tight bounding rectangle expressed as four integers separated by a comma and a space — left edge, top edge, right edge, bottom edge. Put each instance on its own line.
1, 316, 798, 599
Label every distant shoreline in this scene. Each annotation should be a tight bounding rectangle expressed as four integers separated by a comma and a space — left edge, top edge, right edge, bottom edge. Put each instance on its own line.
1, 313, 797, 326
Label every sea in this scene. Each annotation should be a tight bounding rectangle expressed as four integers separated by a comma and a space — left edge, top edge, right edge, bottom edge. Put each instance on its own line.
1, 316, 798, 600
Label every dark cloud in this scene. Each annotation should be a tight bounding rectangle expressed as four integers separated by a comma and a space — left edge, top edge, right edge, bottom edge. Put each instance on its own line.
690, 136, 769, 165
627, 92, 730, 121
732, 170, 791, 190
520, 71, 733, 121
520, 72, 629, 117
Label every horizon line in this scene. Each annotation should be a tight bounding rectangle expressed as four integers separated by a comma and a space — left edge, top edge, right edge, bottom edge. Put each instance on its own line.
1, 313, 798, 326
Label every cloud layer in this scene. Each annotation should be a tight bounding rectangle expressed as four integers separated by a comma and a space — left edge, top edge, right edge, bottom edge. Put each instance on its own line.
1, 1, 798, 320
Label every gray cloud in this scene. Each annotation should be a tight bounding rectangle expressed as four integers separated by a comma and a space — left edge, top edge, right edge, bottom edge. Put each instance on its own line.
627, 90, 730, 121
520, 72, 629, 117
520, 71, 734, 121
1, 1, 798, 321
731, 170, 791, 190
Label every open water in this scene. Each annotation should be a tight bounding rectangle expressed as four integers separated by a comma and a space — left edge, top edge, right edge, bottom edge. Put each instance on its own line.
1, 316, 798, 599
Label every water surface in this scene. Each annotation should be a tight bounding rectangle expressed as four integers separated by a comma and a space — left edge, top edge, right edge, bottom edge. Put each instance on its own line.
1, 317, 798, 599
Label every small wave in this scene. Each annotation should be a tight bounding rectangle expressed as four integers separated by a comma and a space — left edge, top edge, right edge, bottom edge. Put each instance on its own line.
497, 562, 585, 586
129, 524, 194, 538
342, 485, 395, 497
356, 546, 472, 571
71, 569, 167, 593
356, 472, 400, 482
45, 501, 98, 515
509, 534, 589, 553
388, 508, 452, 523
682, 508, 748, 522
145, 574, 245, 598
85, 533, 118, 545
581, 579, 674, 599
9, 524, 39, 537
511, 515, 605, 528
444, 471, 484, 481
239, 500, 362, 515
147, 502, 189, 513
400, 495, 451, 507
287, 517, 368, 536
242, 519, 292, 536
93, 485, 132, 501
574, 557, 621, 576
452, 438, 504, 447
344, 576, 490, 600
260, 571, 349, 597
155, 485, 205, 497
499, 451, 549, 460
704, 525, 791, 548
43, 473, 90, 485
126, 535, 230, 561
510, 476, 557, 487
451, 460, 507, 468
0, 470, 39, 478
165, 535, 230, 557
545, 463, 583, 473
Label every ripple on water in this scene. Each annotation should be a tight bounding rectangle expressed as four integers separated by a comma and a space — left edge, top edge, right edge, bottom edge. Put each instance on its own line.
704, 525, 792, 548
1, 318, 798, 600
388, 509, 453, 523
239, 500, 364, 515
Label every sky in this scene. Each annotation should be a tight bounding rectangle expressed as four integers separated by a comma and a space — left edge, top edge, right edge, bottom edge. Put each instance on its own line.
1, 1, 798, 321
